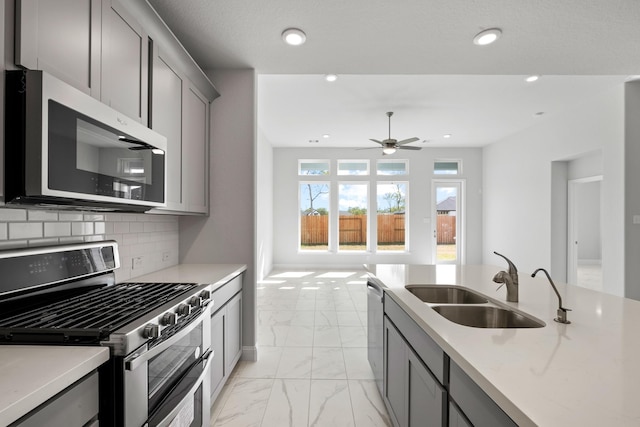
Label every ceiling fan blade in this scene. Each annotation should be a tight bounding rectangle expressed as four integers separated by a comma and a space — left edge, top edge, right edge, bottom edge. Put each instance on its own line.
370, 139, 384, 145
396, 137, 420, 145
398, 145, 422, 150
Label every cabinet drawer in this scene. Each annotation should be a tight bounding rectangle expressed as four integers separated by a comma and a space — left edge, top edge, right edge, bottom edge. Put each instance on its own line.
384, 295, 445, 383
449, 362, 517, 427
212, 274, 243, 312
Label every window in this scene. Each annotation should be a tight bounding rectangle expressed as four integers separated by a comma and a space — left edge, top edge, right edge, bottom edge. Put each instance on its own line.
377, 182, 407, 251
299, 160, 330, 175
377, 160, 408, 175
434, 160, 461, 175
338, 183, 368, 251
337, 160, 369, 175
299, 182, 330, 250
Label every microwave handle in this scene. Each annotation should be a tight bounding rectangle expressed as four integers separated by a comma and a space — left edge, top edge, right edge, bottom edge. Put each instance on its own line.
151, 350, 213, 427
125, 307, 209, 371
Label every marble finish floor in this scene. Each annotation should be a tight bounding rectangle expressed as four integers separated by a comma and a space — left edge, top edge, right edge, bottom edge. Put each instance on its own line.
210, 269, 391, 427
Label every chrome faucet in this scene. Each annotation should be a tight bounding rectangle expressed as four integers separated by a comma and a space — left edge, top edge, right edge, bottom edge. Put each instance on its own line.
493, 251, 519, 302
531, 268, 571, 324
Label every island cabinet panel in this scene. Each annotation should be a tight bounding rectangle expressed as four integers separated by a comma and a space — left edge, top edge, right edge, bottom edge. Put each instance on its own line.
449, 362, 517, 427
210, 274, 243, 403
101, 0, 148, 125
384, 316, 446, 427
150, 44, 185, 211
182, 83, 210, 214
15, 0, 102, 98
449, 402, 473, 427
13, 372, 99, 427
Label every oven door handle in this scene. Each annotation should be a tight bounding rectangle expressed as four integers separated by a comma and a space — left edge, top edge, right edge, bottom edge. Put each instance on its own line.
149, 350, 213, 427
125, 307, 209, 371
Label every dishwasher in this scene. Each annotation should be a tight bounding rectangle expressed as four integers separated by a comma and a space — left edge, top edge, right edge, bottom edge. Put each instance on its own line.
367, 278, 384, 395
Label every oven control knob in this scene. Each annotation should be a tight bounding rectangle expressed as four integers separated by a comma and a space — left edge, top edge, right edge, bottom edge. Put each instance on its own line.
199, 290, 211, 301
142, 324, 159, 339
188, 296, 201, 308
177, 303, 190, 316
161, 312, 176, 326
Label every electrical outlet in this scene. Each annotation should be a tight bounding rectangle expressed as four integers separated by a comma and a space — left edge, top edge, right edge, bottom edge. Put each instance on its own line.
132, 256, 143, 270
162, 251, 170, 262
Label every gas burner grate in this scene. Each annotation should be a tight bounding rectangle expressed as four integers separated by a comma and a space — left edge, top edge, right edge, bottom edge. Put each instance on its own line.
0, 282, 197, 344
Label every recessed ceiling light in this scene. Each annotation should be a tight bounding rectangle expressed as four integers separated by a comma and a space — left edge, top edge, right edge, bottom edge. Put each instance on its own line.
322, 134, 330, 139
534, 112, 545, 116
325, 74, 338, 82
473, 28, 502, 46
525, 75, 540, 83
282, 28, 306, 46
443, 134, 452, 139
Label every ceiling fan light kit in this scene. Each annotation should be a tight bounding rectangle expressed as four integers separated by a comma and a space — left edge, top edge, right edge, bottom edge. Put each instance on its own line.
473, 28, 502, 45
368, 111, 421, 155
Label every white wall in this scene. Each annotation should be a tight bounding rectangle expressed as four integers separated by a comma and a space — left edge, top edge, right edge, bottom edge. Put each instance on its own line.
575, 181, 601, 260
256, 128, 274, 281
271, 147, 483, 268
179, 69, 257, 358
483, 86, 624, 296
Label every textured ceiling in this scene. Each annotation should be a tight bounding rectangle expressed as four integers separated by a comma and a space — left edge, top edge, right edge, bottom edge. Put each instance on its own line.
147, 0, 638, 147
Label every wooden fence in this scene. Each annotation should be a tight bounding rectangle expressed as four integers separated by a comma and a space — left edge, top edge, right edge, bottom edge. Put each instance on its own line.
300, 214, 456, 245
301, 214, 405, 245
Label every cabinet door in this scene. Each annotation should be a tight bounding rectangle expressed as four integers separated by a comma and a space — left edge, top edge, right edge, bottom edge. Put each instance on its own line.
150, 45, 184, 211
407, 349, 446, 427
224, 292, 242, 373
182, 83, 210, 213
16, 0, 101, 98
210, 308, 225, 401
384, 317, 406, 427
449, 402, 472, 427
101, 0, 148, 124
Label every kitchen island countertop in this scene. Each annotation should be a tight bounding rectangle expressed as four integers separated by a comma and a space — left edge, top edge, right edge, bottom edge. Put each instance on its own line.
368, 264, 640, 427
0, 346, 109, 426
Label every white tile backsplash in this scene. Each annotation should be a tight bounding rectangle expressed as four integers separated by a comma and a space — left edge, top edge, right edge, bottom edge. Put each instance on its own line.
0, 208, 179, 283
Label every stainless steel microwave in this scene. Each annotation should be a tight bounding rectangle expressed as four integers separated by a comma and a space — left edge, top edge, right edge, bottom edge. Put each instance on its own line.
4, 70, 167, 212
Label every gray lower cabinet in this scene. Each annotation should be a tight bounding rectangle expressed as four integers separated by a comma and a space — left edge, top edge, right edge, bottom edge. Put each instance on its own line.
210, 274, 243, 403
449, 402, 472, 427
449, 362, 517, 427
384, 316, 446, 427
11, 371, 99, 427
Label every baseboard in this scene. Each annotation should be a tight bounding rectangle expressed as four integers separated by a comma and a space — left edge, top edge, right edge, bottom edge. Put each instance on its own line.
242, 345, 257, 362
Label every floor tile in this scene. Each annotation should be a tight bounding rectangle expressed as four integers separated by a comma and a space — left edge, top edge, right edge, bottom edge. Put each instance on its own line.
339, 326, 367, 347
313, 325, 342, 347
236, 346, 283, 379
312, 347, 347, 379
308, 380, 355, 427
261, 379, 311, 427
276, 347, 313, 379
348, 379, 391, 427
336, 311, 362, 326
285, 325, 315, 346
213, 378, 273, 427
343, 348, 375, 380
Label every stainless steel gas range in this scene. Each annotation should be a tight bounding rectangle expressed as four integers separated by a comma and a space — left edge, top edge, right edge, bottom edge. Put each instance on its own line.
0, 241, 212, 427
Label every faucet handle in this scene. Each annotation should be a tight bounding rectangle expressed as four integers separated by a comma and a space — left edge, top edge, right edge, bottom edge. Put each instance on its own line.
556, 307, 571, 324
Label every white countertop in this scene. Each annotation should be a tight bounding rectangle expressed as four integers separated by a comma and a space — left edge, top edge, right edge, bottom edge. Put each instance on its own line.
368, 264, 640, 427
0, 346, 109, 426
130, 263, 246, 291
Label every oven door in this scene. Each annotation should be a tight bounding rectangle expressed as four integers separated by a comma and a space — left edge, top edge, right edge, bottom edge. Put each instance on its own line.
124, 307, 211, 427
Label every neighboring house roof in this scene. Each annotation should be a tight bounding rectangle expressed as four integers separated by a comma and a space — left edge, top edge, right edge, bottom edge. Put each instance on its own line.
437, 196, 456, 212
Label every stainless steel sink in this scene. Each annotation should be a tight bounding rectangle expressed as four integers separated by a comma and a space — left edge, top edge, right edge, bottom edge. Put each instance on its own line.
406, 285, 488, 304
432, 305, 545, 328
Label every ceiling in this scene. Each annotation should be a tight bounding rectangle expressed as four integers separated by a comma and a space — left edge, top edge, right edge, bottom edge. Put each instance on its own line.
148, 0, 639, 148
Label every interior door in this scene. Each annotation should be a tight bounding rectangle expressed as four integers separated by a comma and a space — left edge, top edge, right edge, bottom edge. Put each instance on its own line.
432, 180, 464, 264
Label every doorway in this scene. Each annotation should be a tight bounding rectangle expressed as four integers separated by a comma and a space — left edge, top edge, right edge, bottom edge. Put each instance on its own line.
567, 176, 603, 291
432, 180, 464, 264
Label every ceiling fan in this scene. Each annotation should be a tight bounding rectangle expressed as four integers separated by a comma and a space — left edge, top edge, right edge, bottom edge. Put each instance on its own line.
369, 112, 421, 155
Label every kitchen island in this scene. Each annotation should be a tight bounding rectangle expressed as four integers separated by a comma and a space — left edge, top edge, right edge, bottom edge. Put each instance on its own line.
368, 264, 640, 426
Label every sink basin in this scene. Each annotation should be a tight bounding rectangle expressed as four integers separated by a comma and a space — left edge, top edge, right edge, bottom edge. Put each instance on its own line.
432, 305, 545, 328
406, 285, 488, 304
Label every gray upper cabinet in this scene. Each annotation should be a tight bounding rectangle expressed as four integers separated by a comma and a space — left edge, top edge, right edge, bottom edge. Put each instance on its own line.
15, 0, 102, 98
150, 44, 185, 211
101, 0, 148, 125
182, 83, 209, 214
